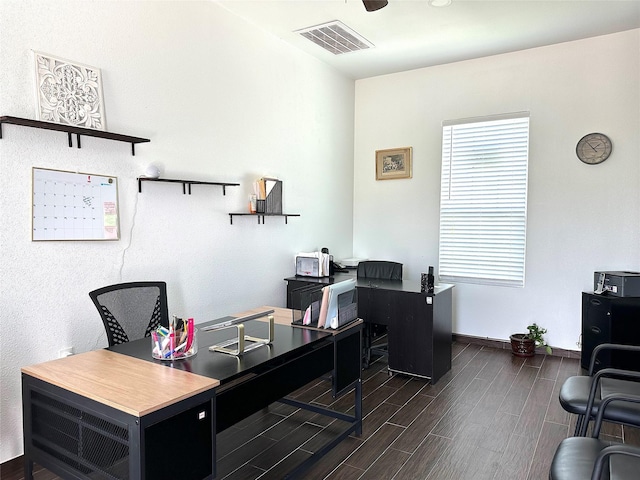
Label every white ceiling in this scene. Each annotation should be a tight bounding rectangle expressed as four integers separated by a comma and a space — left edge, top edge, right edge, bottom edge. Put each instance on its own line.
215, 0, 640, 79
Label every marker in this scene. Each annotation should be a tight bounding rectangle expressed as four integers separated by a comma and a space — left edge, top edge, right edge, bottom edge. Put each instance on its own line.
151, 331, 162, 356
185, 318, 195, 352
169, 324, 175, 359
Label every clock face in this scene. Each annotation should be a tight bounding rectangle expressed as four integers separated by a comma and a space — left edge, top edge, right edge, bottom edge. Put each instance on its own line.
576, 133, 612, 165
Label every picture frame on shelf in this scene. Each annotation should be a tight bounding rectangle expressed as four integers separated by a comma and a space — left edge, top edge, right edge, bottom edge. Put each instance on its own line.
33, 51, 106, 131
375, 147, 412, 180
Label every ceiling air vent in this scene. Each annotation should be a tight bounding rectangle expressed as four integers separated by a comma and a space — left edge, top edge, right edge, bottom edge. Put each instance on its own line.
295, 21, 374, 55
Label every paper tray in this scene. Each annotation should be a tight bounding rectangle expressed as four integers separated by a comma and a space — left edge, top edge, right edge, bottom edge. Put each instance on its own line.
291, 283, 358, 329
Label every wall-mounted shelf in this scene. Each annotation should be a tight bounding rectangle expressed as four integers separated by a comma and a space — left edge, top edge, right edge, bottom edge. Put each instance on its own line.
138, 177, 240, 195
0, 115, 150, 156
228, 213, 300, 225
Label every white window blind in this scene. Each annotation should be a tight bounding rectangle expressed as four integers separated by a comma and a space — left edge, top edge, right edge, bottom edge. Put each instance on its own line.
438, 113, 530, 287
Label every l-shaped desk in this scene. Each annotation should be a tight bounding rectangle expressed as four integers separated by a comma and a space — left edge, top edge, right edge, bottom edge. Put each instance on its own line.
285, 273, 454, 384
21, 306, 362, 480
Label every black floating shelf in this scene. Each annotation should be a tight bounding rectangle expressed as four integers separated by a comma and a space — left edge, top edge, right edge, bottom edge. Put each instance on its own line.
138, 177, 240, 195
0, 115, 150, 156
228, 213, 300, 225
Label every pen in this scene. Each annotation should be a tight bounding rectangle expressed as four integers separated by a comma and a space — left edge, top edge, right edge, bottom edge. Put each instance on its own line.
169, 324, 175, 360
179, 326, 187, 345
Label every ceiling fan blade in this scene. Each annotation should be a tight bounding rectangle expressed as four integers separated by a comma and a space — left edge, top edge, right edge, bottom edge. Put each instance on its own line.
363, 0, 388, 12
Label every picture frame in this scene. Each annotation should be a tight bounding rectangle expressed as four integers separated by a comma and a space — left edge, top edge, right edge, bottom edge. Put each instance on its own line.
33, 51, 106, 130
375, 147, 413, 180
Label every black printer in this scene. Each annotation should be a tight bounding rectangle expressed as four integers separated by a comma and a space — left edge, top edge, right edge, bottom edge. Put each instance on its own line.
594, 271, 640, 297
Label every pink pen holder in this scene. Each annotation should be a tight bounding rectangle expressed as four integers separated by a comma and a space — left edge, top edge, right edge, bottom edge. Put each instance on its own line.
152, 327, 197, 360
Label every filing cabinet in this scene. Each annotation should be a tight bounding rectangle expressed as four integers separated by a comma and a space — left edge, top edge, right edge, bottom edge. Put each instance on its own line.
581, 292, 640, 371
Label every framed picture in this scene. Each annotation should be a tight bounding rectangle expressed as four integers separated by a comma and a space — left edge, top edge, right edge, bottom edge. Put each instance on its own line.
375, 147, 413, 180
33, 51, 106, 130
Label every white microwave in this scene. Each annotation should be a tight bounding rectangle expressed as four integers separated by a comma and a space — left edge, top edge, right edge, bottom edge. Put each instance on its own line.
296, 256, 321, 277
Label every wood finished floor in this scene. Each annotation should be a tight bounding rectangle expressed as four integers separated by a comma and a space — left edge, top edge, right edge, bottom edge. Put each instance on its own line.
6, 341, 640, 480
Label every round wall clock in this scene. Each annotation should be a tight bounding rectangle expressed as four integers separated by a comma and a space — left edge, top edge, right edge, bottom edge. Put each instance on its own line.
576, 133, 612, 165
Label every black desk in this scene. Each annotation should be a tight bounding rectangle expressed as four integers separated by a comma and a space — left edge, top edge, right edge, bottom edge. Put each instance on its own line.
356, 280, 453, 383
112, 313, 362, 432
22, 307, 362, 480
284, 275, 454, 383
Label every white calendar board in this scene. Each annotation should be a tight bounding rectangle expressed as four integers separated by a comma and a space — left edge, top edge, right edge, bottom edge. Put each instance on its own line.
32, 167, 120, 241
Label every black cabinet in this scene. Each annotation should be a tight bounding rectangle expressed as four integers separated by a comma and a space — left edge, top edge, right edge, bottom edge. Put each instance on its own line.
357, 284, 452, 383
22, 374, 215, 480
581, 292, 640, 371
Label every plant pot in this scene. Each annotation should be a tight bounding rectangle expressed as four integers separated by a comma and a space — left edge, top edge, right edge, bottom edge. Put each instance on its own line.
510, 333, 536, 357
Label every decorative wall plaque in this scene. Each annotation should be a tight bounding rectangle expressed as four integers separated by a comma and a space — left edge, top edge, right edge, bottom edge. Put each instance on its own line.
33, 51, 106, 130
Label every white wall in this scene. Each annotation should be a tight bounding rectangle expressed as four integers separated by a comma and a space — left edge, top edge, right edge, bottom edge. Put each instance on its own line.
2, 0, 638, 467
0, 0, 355, 462
354, 30, 640, 351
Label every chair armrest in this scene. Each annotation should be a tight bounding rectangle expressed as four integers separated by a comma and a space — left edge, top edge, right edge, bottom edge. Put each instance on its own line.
581, 368, 640, 436
591, 443, 640, 480
589, 343, 640, 375
591, 392, 640, 438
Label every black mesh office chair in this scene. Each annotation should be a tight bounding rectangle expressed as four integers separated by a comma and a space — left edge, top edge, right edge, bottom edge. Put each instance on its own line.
357, 260, 403, 368
559, 343, 640, 436
550, 394, 640, 480
357, 261, 403, 281
89, 281, 169, 346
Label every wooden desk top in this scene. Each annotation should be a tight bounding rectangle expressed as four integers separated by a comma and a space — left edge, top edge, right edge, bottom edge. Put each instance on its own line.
21, 349, 219, 417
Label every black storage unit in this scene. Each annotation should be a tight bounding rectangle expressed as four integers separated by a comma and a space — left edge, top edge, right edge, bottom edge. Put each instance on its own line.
581, 292, 640, 371
22, 375, 215, 480
357, 284, 452, 383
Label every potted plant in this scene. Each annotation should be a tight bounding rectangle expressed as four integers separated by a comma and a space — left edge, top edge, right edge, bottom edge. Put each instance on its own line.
510, 323, 552, 357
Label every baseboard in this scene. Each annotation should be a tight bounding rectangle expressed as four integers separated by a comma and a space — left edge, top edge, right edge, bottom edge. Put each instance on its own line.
452, 333, 581, 359
0, 454, 24, 478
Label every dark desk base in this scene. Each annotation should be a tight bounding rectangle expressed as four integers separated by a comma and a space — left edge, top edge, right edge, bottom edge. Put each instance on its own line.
278, 381, 362, 479
214, 322, 363, 479
22, 375, 216, 480
23, 320, 363, 480
285, 276, 454, 384
357, 285, 452, 383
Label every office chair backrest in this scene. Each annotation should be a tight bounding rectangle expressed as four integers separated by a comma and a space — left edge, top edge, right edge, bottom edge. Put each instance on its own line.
357, 261, 403, 280
89, 281, 169, 346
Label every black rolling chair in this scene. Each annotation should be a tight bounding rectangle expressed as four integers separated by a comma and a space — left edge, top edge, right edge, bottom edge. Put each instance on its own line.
550, 394, 640, 480
357, 260, 403, 368
89, 281, 169, 346
559, 343, 640, 436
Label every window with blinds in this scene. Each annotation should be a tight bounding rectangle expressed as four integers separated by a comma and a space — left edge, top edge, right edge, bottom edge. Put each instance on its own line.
438, 113, 530, 287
